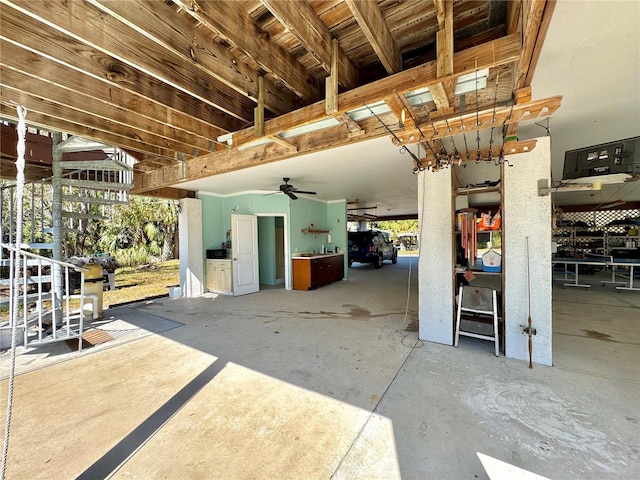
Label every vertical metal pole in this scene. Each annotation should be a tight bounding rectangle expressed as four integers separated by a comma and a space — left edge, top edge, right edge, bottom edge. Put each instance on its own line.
52, 132, 63, 320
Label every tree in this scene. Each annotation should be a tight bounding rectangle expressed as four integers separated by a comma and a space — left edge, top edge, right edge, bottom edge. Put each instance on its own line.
375, 220, 419, 242
96, 196, 178, 266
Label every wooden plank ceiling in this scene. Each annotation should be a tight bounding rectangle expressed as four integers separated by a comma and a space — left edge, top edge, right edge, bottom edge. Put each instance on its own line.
0, 0, 558, 197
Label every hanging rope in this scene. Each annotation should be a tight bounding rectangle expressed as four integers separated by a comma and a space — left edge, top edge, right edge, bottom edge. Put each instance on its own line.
2, 104, 27, 480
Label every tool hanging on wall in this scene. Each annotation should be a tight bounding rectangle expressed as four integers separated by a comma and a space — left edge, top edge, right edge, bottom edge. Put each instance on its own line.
522, 236, 537, 368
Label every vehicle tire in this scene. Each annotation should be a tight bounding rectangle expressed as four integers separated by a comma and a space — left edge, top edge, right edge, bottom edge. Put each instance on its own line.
392, 251, 397, 264
373, 253, 383, 268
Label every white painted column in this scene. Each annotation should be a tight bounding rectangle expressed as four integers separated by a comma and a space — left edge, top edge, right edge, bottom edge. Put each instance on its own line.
418, 168, 455, 345
503, 136, 552, 366
178, 197, 204, 297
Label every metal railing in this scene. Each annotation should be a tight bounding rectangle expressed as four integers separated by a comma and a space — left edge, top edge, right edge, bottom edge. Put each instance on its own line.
1, 243, 87, 351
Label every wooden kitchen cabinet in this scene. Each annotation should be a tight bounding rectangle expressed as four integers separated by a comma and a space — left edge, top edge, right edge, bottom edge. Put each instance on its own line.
292, 254, 344, 290
206, 259, 233, 294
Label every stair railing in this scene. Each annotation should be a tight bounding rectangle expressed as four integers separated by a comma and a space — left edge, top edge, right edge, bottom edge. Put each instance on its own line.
1, 242, 87, 351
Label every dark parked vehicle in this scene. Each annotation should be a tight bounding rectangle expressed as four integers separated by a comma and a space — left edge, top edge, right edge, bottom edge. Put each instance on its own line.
348, 230, 397, 268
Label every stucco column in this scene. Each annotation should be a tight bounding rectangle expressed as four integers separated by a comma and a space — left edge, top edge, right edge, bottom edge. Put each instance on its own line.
503, 136, 553, 366
418, 167, 455, 345
179, 197, 204, 297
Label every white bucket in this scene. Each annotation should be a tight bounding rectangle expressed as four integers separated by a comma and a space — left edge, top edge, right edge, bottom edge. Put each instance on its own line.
168, 286, 181, 298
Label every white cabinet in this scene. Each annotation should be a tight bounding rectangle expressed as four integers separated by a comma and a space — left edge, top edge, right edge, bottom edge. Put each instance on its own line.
206, 259, 233, 294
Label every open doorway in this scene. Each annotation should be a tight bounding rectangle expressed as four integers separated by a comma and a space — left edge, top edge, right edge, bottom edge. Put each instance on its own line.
257, 215, 287, 290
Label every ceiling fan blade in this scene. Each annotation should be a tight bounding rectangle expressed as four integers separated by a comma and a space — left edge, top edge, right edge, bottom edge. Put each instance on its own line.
286, 191, 298, 200
294, 190, 316, 195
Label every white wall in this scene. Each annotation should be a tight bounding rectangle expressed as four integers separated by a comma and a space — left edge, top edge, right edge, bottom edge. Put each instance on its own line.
179, 197, 204, 297
503, 136, 553, 365
418, 168, 455, 345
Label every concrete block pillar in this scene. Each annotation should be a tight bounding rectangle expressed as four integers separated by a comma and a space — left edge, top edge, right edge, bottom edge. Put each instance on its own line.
418, 168, 455, 345
179, 197, 204, 297
503, 136, 552, 366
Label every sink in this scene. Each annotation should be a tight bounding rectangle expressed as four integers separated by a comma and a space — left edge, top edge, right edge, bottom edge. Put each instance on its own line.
298, 253, 315, 257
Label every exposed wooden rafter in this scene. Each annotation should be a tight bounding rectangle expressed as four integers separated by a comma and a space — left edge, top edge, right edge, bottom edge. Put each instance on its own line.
6, 0, 255, 122
344, 0, 402, 74
260, 0, 358, 89
171, 0, 320, 101
231, 34, 521, 147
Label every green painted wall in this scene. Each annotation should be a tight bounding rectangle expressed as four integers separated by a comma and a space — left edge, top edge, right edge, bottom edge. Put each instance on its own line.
327, 200, 348, 277
289, 197, 329, 254
199, 194, 225, 251
199, 192, 347, 283
258, 216, 276, 285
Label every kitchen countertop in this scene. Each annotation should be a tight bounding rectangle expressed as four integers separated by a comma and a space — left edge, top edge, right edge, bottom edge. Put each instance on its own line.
292, 252, 343, 259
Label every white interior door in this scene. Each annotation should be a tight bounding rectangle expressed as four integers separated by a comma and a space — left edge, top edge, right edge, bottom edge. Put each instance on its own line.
232, 214, 259, 296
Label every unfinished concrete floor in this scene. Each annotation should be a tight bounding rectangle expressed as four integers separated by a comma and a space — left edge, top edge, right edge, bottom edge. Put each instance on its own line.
1, 257, 639, 479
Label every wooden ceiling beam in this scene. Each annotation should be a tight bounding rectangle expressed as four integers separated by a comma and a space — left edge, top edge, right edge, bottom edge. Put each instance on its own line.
133, 113, 400, 193
0, 64, 214, 155
332, 113, 364, 138
88, 0, 296, 116
432, 0, 455, 111
0, 101, 178, 160
0, 6, 245, 133
259, 0, 358, 89
135, 187, 195, 200
172, 0, 320, 101
519, 0, 556, 88
384, 95, 413, 128
506, 0, 556, 136
232, 34, 521, 147
506, 0, 522, 35
0, 81, 199, 156
344, 0, 403, 74
5, 0, 255, 122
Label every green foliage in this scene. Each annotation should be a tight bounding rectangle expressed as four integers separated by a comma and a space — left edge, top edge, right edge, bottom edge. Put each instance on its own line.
373, 219, 419, 242
96, 196, 178, 266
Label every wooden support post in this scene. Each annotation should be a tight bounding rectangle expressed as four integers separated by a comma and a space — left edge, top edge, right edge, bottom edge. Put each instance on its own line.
255, 75, 264, 138
432, 0, 454, 110
325, 38, 339, 115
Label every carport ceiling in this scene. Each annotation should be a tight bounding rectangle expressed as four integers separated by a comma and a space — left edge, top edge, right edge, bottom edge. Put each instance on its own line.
1, 1, 638, 217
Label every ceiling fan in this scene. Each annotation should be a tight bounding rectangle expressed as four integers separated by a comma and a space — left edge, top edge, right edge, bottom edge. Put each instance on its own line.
275, 178, 317, 200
